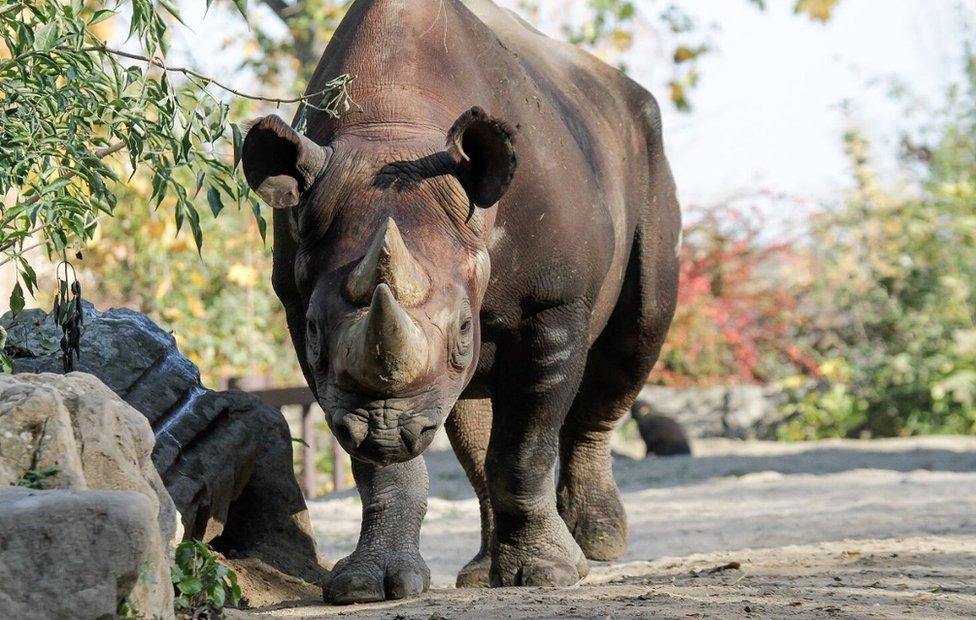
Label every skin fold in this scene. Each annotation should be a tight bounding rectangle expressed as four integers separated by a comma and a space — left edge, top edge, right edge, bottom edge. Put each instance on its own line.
241, 0, 680, 604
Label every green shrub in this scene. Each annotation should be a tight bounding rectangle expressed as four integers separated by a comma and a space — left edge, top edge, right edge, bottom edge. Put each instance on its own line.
171, 540, 242, 619
785, 51, 976, 438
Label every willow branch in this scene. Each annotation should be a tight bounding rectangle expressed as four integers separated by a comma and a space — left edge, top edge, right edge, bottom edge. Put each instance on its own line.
87, 45, 330, 105
15, 141, 126, 212
0, 141, 125, 262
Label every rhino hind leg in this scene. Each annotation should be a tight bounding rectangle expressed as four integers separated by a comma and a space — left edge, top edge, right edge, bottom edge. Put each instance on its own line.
556, 309, 653, 563
558, 136, 680, 561
445, 398, 494, 587
557, 304, 672, 561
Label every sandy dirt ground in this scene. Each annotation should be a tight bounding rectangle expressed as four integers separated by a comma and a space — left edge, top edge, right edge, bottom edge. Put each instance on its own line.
250, 436, 976, 619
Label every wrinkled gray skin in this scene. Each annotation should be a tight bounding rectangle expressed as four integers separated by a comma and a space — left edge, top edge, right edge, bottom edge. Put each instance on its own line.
241, 0, 680, 604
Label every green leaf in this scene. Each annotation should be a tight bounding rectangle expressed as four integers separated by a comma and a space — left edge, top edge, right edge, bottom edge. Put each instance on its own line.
231, 123, 244, 169
34, 22, 58, 51
88, 9, 116, 26
208, 581, 226, 608
158, 0, 187, 26
232, 0, 248, 18
207, 187, 224, 218
178, 576, 203, 596
226, 571, 242, 606
19, 261, 38, 296
194, 171, 206, 199
9, 282, 25, 316
250, 200, 267, 241
174, 542, 195, 567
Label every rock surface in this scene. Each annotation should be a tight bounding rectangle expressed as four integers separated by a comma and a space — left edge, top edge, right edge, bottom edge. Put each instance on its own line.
632, 384, 792, 444
2, 303, 327, 606
0, 487, 163, 620
0, 372, 176, 619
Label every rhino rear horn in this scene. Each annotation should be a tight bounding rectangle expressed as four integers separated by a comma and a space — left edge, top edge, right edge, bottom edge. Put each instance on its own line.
346, 218, 429, 306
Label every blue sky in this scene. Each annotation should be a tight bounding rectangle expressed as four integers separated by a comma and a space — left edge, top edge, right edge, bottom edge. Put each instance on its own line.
173, 0, 975, 216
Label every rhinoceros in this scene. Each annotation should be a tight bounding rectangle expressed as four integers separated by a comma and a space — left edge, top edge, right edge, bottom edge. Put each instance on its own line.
241, 0, 680, 604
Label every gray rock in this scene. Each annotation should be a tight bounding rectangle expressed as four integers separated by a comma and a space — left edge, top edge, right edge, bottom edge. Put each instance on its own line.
0, 487, 164, 620
2, 303, 327, 606
0, 372, 176, 619
633, 384, 792, 445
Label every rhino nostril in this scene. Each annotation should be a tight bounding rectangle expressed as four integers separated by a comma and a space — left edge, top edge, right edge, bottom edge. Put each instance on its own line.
333, 415, 368, 450
401, 420, 439, 454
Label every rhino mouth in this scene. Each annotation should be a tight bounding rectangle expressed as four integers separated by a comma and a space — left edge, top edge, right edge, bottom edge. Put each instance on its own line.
321, 383, 445, 465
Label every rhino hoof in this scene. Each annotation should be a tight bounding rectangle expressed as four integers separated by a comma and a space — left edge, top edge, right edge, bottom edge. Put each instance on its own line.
456, 553, 491, 588
518, 558, 583, 587
559, 478, 628, 562
323, 552, 429, 604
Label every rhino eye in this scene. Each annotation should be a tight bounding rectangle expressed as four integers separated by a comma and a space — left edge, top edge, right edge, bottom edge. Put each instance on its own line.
451, 306, 474, 370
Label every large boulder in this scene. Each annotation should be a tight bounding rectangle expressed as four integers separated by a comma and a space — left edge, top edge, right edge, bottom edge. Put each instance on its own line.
0, 488, 164, 620
632, 384, 792, 446
0, 373, 176, 619
3, 303, 326, 607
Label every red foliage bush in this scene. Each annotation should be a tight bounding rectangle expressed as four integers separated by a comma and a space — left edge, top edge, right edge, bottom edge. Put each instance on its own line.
651, 201, 819, 387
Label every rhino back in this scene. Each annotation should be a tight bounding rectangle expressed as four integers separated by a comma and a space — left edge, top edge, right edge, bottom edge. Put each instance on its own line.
294, 0, 667, 339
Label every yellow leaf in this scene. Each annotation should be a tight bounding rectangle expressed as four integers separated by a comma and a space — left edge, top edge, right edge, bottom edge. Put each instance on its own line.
227, 263, 259, 287
794, 0, 837, 22
187, 296, 206, 318
608, 30, 633, 53
155, 274, 172, 300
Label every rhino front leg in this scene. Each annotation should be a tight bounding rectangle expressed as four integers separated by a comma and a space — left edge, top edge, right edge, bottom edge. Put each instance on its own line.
323, 457, 430, 604
486, 303, 590, 587
445, 397, 494, 587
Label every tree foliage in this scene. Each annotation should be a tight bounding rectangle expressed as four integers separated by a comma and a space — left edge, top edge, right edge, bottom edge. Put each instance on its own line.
654, 45, 975, 439
781, 57, 976, 438
527, 0, 840, 110
652, 200, 817, 387
0, 0, 349, 373
1, 0, 253, 298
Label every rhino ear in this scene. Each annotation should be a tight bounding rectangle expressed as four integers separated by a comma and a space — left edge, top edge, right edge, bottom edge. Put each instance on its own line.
446, 107, 517, 208
242, 115, 329, 209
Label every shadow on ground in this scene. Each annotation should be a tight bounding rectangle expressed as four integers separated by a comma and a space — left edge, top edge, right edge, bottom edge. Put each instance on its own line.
423, 436, 976, 499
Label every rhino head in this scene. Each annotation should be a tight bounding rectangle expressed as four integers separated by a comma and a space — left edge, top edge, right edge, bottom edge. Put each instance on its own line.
241, 108, 516, 466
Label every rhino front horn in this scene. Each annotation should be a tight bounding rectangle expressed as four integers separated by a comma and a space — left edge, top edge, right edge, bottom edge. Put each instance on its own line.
346, 218, 429, 306
343, 283, 429, 390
